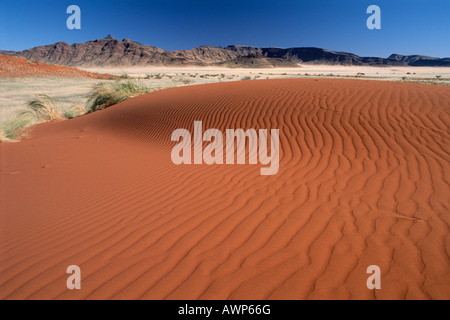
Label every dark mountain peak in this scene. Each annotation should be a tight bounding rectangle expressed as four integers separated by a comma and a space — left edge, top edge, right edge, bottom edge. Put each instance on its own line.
103, 35, 116, 41
389, 53, 434, 59
54, 41, 70, 46
197, 45, 219, 49
387, 54, 441, 66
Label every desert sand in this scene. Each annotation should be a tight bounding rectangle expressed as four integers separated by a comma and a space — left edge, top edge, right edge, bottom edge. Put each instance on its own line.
0, 54, 116, 79
2, 65, 449, 122
0, 78, 449, 299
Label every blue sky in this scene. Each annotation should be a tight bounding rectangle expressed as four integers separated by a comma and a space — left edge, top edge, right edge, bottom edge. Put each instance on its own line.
1, 0, 449, 57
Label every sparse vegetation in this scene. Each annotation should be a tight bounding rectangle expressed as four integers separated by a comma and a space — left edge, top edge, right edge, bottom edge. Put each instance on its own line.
63, 104, 87, 119
0, 117, 31, 141
18, 94, 63, 122
2, 67, 449, 143
87, 80, 150, 112
401, 79, 450, 86
0, 78, 168, 142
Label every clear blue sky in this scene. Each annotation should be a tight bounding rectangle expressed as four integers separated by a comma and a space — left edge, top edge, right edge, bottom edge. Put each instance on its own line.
1, 0, 449, 57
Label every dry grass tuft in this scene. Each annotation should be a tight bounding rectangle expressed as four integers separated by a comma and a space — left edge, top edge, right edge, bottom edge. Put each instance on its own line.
87, 80, 150, 112
18, 94, 63, 122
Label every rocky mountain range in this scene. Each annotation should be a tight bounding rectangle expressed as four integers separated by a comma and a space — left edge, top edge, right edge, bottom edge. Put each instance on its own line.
3, 35, 450, 68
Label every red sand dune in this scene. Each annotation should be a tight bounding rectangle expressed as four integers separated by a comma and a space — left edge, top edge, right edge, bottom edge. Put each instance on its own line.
0, 79, 449, 299
0, 54, 117, 79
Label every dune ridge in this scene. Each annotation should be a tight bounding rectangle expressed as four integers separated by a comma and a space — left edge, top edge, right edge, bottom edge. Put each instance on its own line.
0, 79, 449, 299
0, 54, 117, 79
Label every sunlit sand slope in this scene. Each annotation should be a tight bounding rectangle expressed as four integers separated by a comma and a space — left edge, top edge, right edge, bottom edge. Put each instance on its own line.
1, 79, 449, 299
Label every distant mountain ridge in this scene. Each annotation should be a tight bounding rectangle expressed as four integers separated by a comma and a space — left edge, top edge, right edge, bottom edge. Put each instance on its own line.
3, 35, 450, 67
